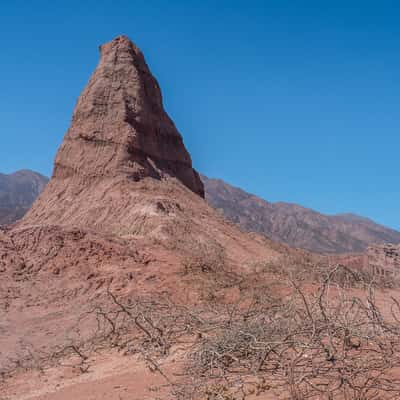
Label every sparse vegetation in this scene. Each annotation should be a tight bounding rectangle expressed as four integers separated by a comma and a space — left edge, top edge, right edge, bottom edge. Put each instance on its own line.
251, 254, 400, 289
185, 272, 400, 399
182, 240, 226, 275
3, 262, 400, 399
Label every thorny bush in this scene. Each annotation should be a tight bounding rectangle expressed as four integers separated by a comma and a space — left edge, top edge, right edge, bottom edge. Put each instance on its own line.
3, 265, 400, 400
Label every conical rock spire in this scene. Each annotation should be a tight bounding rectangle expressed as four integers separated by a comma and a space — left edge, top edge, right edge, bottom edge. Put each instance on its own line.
54, 35, 203, 196
20, 36, 205, 235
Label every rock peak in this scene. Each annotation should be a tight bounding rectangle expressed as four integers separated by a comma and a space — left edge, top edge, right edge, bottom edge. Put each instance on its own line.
53, 35, 204, 196
99, 35, 145, 64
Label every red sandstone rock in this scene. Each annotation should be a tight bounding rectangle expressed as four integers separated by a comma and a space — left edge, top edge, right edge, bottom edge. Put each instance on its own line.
21, 36, 204, 235
58, 35, 203, 195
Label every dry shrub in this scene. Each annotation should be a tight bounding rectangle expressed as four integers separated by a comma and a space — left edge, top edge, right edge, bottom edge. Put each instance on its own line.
187, 268, 400, 400
252, 254, 394, 289
203, 383, 236, 400
0, 291, 203, 383
182, 240, 226, 274
4, 263, 400, 400
180, 240, 242, 302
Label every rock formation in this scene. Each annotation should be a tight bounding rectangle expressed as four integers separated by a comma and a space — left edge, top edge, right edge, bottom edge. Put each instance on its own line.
0, 36, 286, 338
0, 37, 285, 380
21, 35, 204, 236
11, 35, 284, 268
57, 36, 204, 194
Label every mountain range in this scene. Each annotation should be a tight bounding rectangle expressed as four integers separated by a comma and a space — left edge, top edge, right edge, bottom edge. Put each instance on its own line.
202, 175, 400, 253
0, 170, 48, 225
1, 168, 399, 254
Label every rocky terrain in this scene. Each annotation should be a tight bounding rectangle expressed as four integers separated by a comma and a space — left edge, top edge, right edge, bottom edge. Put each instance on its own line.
1, 36, 400, 400
0, 36, 286, 399
0, 170, 48, 226
202, 175, 400, 253
3, 169, 399, 255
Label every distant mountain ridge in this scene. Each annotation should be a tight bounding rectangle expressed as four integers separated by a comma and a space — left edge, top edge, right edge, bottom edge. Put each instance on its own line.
0, 170, 48, 225
201, 175, 400, 254
1, 169, 399, 254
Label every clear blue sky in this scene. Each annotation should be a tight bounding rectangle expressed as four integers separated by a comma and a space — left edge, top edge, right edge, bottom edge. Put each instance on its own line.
1, 1, 399, 229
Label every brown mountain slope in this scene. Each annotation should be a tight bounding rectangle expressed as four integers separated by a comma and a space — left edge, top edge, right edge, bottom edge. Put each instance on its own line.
202, 175, 400, 254
0, 170, 48, 225
0, 37, 286, 382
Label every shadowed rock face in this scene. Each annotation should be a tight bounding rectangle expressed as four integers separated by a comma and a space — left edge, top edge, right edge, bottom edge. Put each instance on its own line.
53, 35, 203, 195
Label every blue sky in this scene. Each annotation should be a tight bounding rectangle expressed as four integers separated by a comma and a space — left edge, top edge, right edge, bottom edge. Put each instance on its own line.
1, 1, 399, 229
